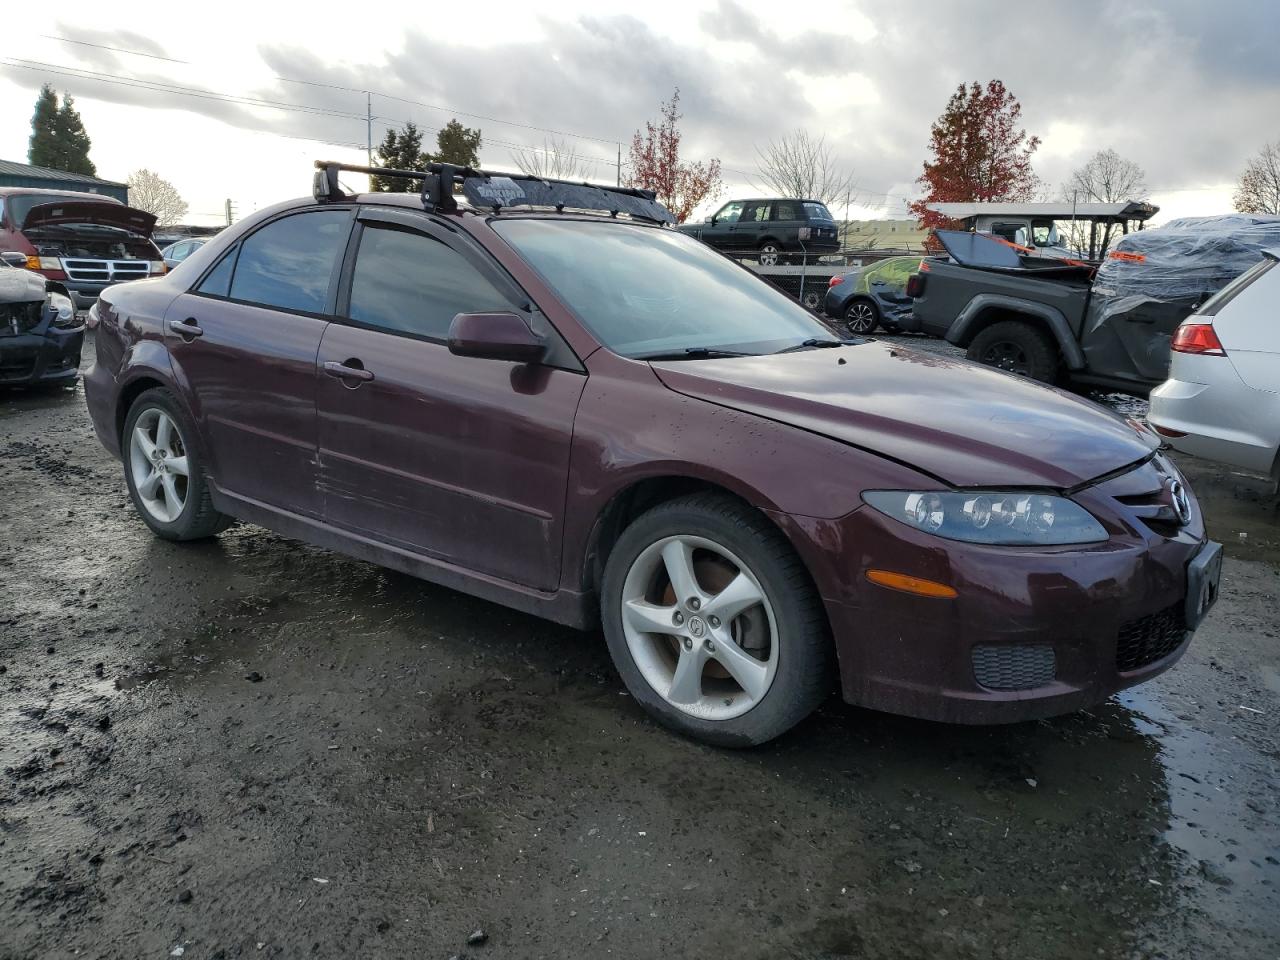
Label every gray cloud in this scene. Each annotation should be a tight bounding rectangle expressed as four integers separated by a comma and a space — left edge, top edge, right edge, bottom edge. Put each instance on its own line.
8, 2, 1279, 216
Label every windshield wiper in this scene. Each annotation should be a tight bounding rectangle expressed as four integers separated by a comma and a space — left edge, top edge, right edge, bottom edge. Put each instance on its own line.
774, 338, 848, 354
635, 347, 757, 361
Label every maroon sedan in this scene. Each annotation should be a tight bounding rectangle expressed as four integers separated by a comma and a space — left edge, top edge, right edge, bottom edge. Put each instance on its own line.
82, 167, 1221, 746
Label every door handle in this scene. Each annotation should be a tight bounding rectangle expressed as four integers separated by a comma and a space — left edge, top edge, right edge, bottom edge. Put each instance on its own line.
168, 318, 203, 339
323, 359, 375, 383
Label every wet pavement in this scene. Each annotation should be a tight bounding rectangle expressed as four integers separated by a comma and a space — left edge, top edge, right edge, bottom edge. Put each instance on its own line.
2, 335, 1278, 960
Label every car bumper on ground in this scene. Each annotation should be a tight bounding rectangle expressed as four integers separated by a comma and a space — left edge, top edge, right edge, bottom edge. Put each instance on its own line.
777, 497, 1212, 725
0, 325, 84, 386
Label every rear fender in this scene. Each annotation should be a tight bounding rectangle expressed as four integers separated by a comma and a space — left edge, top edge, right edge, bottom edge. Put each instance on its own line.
950, 294, 1086, 370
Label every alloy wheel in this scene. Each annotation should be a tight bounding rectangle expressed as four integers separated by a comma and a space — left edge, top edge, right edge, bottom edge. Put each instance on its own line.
845, 301, 877, 333
758, 244, 780, 267
982, 341, 1031, 375
619, 535, 778, 720
128, 408, 190, 523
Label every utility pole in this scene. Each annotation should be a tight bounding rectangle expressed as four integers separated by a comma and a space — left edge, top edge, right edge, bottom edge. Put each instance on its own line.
224, 199, 236, 225
616, 142, 621, 187
366, 91, 372, 166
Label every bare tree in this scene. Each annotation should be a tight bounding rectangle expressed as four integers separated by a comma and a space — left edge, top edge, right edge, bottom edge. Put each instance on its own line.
753, 130, 856, 206
1059, 149, 1147, 256
1234, 140, 1280, 214
1063, 148, 1148, 203
512, 137, 585, 181
127, 169, 188, 227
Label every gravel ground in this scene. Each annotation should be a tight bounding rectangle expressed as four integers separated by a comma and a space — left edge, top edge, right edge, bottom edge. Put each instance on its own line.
2, 334, 1278, 960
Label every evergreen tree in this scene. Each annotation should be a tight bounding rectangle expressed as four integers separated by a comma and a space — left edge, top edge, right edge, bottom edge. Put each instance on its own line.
370, 122, 426, 192
27, 85, 96, 175
430, 119, 481, 167
28, 85, 60, 169
54, 94, 96, 176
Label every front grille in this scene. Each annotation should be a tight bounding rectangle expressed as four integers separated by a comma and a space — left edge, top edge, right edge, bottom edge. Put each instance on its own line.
60, 259, 150, 283
0, 300, 44, 336
972, 644, 1057, 690
1116, 602, 1187, 672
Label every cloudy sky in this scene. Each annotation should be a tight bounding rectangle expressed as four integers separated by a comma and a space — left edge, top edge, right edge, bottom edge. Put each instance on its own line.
2, 0, 1277, 227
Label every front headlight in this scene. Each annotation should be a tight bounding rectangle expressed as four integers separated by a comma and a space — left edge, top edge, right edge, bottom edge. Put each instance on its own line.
48, 292, 76, 326
863, 490, 1108, 545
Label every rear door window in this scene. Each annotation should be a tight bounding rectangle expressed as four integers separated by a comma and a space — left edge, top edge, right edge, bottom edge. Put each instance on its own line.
344, 224, 512, 340
228, 210, 350, 314
772, 200, 801, 221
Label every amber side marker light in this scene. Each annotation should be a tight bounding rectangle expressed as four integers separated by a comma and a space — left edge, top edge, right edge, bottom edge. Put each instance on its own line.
866, 569, 958, 599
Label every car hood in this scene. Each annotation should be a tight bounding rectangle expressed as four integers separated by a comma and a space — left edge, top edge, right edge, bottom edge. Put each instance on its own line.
0, 265, 47, 303
651, 341, 1157, 488
21, 200, 157, 237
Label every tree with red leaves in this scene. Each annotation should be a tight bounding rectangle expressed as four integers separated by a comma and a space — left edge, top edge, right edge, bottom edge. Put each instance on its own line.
625, 89, 722, 223
909, 80, 1041, 231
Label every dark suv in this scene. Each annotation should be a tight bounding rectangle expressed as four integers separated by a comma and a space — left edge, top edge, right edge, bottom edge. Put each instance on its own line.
678, 197, 840, 263
82, 161, 1219, 747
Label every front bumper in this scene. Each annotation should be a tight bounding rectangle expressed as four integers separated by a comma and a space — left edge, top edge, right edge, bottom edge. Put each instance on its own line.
0, 323, 84, 385
776, 488, 1209, 724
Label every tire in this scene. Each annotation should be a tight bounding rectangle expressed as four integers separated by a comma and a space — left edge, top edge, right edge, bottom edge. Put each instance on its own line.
844, 298, 880, 335
600, 492, 832, 747
757, 242, 782, 267
122, 387, 232, 541
967, 320, 1061, 383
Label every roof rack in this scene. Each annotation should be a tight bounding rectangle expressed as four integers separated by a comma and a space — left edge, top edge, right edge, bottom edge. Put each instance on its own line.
312, 160, 675, 225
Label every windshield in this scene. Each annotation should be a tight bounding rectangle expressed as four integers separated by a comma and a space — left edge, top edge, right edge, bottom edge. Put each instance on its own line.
803, 202, 834, 221
5, 193, 120, 228
492, 219, 834, 358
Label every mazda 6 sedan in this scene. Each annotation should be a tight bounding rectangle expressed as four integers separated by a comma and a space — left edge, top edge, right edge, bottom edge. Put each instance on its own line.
82, 180, 1221, 746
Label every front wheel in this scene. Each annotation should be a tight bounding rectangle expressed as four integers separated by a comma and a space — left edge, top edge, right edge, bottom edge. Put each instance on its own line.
601, 493, 832, 747
123, 388, 232, 541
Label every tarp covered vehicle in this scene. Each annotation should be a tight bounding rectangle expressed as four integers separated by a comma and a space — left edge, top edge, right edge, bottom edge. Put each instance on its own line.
905, 215, 1280, 394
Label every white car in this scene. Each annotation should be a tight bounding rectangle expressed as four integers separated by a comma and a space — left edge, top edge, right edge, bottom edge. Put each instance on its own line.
1149, 250, 1279, 476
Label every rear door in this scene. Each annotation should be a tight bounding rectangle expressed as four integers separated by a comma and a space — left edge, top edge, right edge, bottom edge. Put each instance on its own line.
164, 207, 352, 517
315, 209, 586, 589
733, 201, 772, 249
771, 200, 804, 250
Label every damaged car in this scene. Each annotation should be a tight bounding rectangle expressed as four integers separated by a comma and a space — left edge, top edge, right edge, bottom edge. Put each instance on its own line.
0, 187, 166, 310
82, 161, 1220, 746
906, 216, 1280, 395
0, 254, 83, 387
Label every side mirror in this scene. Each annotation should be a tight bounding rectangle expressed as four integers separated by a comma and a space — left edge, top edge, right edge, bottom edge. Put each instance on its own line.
1, 251, 28, 267
448, 311, 546, 363
707, 215, 716, 225
1014, 227, 1030, 248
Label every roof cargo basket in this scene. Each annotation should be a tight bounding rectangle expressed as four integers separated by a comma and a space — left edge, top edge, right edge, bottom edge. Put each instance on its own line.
312, 161, 675, 225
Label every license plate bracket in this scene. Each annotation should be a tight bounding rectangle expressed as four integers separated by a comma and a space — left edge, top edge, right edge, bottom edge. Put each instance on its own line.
1185, 540, 1223, 630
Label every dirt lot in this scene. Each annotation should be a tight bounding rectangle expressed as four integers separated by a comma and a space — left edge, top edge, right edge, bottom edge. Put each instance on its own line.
2, 334, 1278, 960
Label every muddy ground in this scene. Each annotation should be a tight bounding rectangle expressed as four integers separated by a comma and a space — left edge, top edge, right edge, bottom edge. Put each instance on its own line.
2, 333, 1278, 960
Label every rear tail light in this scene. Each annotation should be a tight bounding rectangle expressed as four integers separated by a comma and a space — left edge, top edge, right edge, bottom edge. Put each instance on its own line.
905, 273, 925, 298
828, 275, 845, 288
1171, 321, 1225, 356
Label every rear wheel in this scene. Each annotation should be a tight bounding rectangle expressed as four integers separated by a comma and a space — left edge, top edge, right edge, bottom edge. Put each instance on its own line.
757, 242, 782, 267
844, 298, 880, 334
967, 320, 1061, 383
601, 493, 832, 747
123, 388, 232, 541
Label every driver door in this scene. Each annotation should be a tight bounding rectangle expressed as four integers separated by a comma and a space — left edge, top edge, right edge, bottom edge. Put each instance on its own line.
702, 201, 743, 247
316, 209, 586, 590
